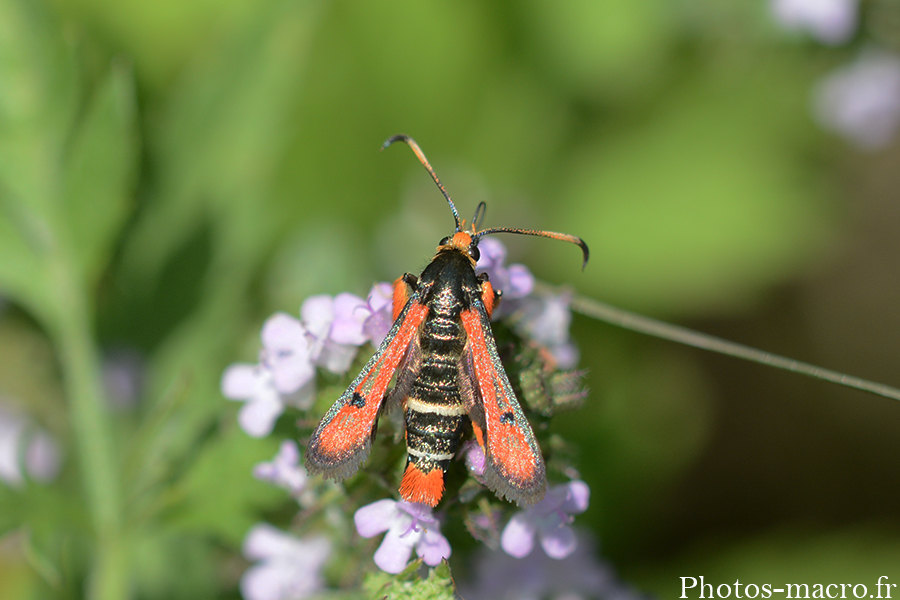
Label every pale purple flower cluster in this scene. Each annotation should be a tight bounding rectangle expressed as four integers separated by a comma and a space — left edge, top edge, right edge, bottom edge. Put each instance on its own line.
241, 524, 331, 600
501, 480, 590, 560
770, 0, 858, 45
462, 444, 593, 563
813, 51, 900, 150
769, 0, 900, 150
222, 284, 393, 437
0, 404, 61, 487
450, 447, 593, 562
460, 532, 647, 600
354, 499, 452, 574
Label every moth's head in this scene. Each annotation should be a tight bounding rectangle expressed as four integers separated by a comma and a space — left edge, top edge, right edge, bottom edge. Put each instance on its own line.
436, 231, 480, 266
435, 199, 486, 266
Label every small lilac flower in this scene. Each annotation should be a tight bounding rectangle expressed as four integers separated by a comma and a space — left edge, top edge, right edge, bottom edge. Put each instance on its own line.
362, 282, 394, 347
329, 293, 369, 346
461, 441, 486, 477
301, 284, 395, 359
0, 407, 27, 487
501, 480, 590, 560
253, 440, 308, 497
354, 499, 451, 574
813, 51, 900, 150
260, 313, 315, 394
0, 406, 62, 487
301, 294, 362, 374
24, 430, 61, 483
241, 524, 330, 600
222, 364, 286, 437
506, 264, 535, 298
101, 347, 144, 411
771, 0, 858, 46
475, 237, 535, 302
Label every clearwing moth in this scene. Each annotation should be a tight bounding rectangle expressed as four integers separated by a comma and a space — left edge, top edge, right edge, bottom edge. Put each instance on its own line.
304, 134, 588, 507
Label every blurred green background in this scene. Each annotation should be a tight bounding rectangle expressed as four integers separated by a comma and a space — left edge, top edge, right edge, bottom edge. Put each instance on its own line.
2, 0, 900, 597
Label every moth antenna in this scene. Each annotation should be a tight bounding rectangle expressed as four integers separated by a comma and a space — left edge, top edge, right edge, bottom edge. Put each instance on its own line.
383, 134, 461, 232
471, 201, 487, 231
475, 227, 590, 270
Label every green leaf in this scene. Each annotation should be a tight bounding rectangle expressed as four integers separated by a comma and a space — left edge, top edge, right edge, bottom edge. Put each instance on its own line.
0, 0, 137, 325
61, 61, 138, 287
130, 530, 218, 600
110, 0, 326, 494
0, 0, 78, 322
45, 0, 267, 92
121, 0, 324, 291
0, 485, 21, 537
166, 428, 284, 545
363, 561, 457, 600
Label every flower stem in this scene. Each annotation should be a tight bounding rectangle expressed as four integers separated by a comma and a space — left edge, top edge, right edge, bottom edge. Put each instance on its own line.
51, 258, 127, 600
567, 289, 900, 402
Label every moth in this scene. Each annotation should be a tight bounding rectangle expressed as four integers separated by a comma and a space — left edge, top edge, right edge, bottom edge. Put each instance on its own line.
304, 135, 587, 507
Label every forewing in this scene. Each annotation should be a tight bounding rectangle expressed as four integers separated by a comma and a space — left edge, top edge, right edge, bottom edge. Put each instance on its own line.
305, 300, 429, 481
461, 305, 547, 506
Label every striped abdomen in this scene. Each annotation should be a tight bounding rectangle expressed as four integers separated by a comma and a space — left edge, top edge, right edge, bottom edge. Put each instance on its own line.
399, 288, 468, 506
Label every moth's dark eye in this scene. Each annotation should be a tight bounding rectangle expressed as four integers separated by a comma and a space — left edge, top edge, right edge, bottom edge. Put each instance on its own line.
439, 236, 451, 246
469, 245, 481, 262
